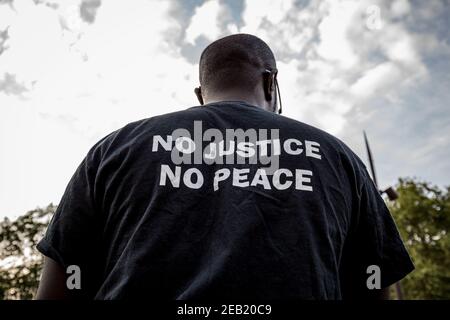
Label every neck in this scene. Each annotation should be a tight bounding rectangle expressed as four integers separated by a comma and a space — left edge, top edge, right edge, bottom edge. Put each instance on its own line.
204, 91, 269, 111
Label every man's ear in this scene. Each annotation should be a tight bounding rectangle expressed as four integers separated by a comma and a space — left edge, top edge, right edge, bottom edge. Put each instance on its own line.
263, 71, 276, 111
194, 86, 204, 105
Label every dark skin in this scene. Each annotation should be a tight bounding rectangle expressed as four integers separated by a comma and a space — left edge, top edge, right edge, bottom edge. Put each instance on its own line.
35, 69, 391, 300
195, 69, 279, 112
35, 257, 70, 299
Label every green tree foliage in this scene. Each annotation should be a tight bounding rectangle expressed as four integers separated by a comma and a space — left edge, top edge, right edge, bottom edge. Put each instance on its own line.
388, 178, 450, 299
0, 204, 55, 300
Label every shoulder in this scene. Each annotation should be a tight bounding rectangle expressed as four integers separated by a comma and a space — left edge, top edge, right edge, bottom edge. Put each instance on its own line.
275, 114, 369, 180
85, 107, 203, 160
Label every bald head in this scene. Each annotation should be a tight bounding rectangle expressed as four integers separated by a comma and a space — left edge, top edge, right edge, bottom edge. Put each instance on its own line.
199, 34, 277, 97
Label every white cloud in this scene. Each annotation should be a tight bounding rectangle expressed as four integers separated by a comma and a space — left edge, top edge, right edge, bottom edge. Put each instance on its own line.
0, 4, 16, 30
0, 0, 448, 218
241, 0, 321, 55
0, 1, 64, 86
316, 1, 360, 69
390, 0, 411, 18
237, 0, 432, 135
241, 0, 295, 32
350, 62, 402, 100
185, 0, 237, 45
0, 0, 199, 218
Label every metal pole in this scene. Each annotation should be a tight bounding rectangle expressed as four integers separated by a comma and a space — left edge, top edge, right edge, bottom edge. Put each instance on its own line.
363, 131, 378, 187
363, 131, 404, 300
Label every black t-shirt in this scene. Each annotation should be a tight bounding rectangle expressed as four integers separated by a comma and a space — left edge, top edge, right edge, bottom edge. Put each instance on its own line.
37, 101, 414, 299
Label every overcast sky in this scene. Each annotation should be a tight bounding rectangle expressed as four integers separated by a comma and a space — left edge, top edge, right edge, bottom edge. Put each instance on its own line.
1, 0, 449, 219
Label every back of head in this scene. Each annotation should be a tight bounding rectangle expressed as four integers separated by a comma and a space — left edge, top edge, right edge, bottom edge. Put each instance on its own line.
199, 34, 276, 95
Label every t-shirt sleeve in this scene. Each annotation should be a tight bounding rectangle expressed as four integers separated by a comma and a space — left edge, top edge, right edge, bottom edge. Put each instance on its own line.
36, 144, 103, 294
341, 173, 415, 298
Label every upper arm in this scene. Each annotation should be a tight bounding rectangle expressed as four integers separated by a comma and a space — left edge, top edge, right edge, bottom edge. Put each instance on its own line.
35, 145, 104, 299
35, 256, 70, 300
340, 173, 414, 299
